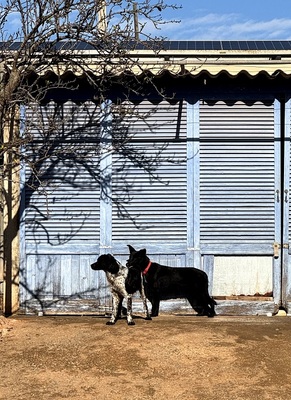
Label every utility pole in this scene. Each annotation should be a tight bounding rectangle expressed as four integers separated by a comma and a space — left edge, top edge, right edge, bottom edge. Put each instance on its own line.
98, 0, 107, 33
133, 2, 139, 40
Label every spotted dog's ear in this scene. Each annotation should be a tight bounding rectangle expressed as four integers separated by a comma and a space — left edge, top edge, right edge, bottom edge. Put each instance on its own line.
105, 255, 120, 274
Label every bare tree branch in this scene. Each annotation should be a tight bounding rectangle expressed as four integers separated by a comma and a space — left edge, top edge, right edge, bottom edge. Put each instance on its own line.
0, 0, 183, 252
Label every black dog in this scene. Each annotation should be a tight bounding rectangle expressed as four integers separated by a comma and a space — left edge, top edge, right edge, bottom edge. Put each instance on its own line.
91, 254, 151, 325
126, 245, 216, 317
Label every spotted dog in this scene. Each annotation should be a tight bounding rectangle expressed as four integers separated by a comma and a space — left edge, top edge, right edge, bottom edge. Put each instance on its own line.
91, 253, 151, 325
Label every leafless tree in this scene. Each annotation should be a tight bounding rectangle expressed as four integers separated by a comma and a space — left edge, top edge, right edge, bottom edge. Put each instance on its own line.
0, 0, 182, 290
0, 0, 180, 167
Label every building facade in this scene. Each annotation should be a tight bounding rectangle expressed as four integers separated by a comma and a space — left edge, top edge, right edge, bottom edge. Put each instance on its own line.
3, 41, 291, 316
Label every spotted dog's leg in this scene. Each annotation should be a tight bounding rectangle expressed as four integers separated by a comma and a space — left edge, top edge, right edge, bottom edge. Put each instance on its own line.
126, 295, 135, 325
140, 275, 151, 320
107, 291, 122, 325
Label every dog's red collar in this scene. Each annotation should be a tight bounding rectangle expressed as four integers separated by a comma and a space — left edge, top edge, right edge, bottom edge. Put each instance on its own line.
142, 260, 152, 275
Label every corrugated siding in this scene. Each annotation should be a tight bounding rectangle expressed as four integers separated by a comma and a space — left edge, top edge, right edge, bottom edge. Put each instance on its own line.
21, 99, 189, 313
21, 101, 107, 313
24, 101, 101, 245
111, 100, 187, 242
199, 100, 275, 246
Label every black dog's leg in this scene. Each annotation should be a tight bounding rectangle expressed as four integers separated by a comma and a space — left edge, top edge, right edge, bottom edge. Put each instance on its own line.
186, 295, 205, 316
140, 277, 152, 320
150, 296, 160, 317
203, 304, 215, 318
193, 295, 216, 318
207, 297, 216, 317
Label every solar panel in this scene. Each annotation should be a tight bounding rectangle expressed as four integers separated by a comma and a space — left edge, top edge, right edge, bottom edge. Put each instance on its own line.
212, 41, 221, 50
187, 42, 197, 50
263, 41, 275, 50
2, 40, 291, 52
223, 41, 232, 50
178, 41, 187, 50
280, 41, 290, 50
159, 40, 291, 52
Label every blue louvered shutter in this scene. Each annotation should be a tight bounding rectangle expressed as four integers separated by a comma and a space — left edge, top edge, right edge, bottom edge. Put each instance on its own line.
111, 100, 188, 253
21, 101, 106, 313
198, 100, 277, 254
24, 100, 101, 247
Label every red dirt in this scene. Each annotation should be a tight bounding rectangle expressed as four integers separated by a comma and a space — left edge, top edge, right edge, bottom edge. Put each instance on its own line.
1, 314, 291, 400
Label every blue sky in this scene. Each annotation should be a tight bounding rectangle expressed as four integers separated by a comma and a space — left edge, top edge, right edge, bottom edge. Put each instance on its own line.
154, 0, 291, 40
2, 0, 291, 41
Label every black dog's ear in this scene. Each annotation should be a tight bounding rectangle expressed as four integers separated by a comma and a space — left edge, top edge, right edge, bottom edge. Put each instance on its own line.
127, 245, 136, 254
140, 248, 147, 256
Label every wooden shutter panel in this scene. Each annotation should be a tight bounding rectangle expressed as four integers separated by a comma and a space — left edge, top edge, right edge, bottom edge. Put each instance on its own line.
24, 100, 101, 246
199, 100, 275, 253
111, 100, 187, 244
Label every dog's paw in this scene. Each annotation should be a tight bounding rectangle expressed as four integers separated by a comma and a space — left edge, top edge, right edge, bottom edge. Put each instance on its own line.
127, 320, 136, 326
106, 321, 116, 325
145, 316, 152, 320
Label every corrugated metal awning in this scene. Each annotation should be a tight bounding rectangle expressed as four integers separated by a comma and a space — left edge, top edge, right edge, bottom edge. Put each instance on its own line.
6, 40, 291, 79
38, 58, 291, 79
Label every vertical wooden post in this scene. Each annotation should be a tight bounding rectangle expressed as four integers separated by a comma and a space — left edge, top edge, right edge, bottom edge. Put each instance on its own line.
133, 2, 139, 40
281, 98, 290, 311
3, 108, 20, 315
99, 100, 112, 254
0, 62, 5, 313
187, 101, 201, 269
0, 134, 3, 313
98, 0, 107, 34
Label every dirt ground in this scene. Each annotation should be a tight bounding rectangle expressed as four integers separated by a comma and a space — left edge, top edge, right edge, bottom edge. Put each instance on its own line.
1, 313, 291, 400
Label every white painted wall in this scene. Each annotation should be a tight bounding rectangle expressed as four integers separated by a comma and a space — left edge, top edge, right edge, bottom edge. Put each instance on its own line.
212, 256, 273, 296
